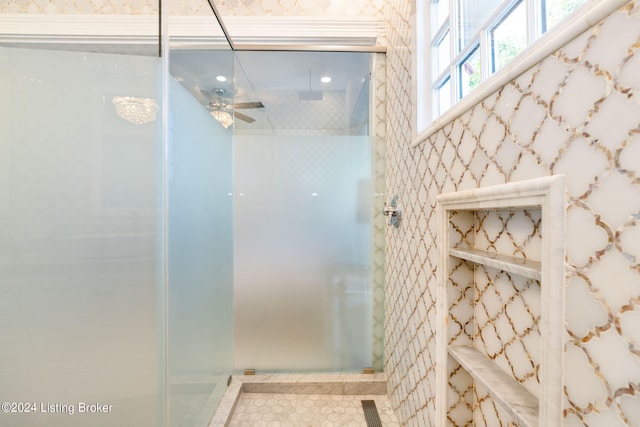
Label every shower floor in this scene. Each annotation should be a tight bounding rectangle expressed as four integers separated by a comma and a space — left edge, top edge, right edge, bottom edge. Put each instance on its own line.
170, 375, 229, 427
209, 373, 399, 426
229, 392, 398, 426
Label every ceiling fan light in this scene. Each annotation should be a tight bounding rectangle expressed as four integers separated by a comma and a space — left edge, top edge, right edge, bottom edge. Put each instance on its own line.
112, 96, 158, 125
211, 109, 233, 128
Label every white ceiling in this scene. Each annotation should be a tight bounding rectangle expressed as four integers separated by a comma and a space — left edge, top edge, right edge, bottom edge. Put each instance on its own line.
170, 49, 371, 132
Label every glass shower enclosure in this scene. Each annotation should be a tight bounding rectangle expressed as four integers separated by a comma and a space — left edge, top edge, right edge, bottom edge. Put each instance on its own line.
0, 2, 234, 427
0, 38, 168, 427
168, 47, 383, 375
0, 0, 384, 425
229, 51, 382, 372
167, 13, 235, 426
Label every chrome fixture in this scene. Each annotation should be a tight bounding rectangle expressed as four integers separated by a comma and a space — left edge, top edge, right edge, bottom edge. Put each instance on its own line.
383, 196, 402, 228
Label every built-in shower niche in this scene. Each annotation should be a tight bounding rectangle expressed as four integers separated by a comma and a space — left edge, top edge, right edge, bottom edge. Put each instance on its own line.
436, 176, 564, 427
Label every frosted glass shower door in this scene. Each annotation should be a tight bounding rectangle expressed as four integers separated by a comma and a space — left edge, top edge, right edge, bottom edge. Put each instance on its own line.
167, 67, 234, 426
0, 46, 164, 427
232, 51, 378, 373
165, 2, 235, 425
234, 135, 374, 372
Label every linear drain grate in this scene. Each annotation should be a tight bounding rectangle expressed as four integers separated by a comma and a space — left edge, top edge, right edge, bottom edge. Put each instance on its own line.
361, 400, 383, 427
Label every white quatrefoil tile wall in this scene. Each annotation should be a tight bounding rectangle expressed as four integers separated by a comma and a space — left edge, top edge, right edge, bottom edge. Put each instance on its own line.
384, 1, 640, 426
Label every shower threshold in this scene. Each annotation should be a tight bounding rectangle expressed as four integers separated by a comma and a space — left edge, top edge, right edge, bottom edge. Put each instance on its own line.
208, 373, 399, 426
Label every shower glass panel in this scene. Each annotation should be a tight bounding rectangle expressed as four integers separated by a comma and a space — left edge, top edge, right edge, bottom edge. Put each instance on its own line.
233, 51, 377, 372
167, 5, 234, 425
0, 37, 163, 427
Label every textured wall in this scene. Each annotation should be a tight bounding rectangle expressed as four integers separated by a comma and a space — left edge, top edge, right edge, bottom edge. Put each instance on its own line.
214, 0, 384, 18
384, 1, 640, 426
372, 52, 387, 372
0, 0, 384, 17
0, 0, 159, 14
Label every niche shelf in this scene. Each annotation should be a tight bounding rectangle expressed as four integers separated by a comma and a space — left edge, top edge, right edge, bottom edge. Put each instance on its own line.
448, 247, 541, 281
435, 176, 565, 427
448, 345, 539, 426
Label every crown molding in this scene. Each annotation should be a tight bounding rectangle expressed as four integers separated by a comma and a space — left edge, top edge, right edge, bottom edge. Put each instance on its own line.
0, 14, 385, 48
224, 16, 384, 46
0, 14, 160, 45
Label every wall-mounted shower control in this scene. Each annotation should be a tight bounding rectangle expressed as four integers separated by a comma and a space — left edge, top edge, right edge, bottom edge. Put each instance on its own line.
383, 196, 402, 228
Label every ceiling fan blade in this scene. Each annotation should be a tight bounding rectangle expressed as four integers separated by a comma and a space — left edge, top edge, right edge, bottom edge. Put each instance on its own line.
199, 88, 213, 100
234, 111, 256, 123
191, 88, 211, 106
234, 101, 264, 109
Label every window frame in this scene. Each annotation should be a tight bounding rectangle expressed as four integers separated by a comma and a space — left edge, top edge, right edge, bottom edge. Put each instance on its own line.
457, 43, 481, 99
414, 0, 616, 142
429, 0, 541, 117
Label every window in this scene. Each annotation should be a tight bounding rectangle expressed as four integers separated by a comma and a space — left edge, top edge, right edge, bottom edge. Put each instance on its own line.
436, 77, 452, 115
421, 0, 588, 124
459, 46, 481, 98
491, 1, 528, 72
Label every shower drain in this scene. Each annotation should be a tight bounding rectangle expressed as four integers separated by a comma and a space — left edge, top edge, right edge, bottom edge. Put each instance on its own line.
361, 400, 383, 427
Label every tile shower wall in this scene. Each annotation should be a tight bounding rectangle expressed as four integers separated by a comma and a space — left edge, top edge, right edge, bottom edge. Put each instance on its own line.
373, 52, 387, 372
0, 0, 384, 17
214, 0, 384, 18
0, 0, 159, 14
384, 1, 640, 426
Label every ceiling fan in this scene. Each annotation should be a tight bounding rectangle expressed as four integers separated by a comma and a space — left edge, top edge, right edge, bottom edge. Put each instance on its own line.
200, 88, 264, 126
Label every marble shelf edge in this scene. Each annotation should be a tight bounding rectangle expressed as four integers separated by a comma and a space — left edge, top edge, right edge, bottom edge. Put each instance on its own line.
449, 345, 539, 427
449, 247, 542, 280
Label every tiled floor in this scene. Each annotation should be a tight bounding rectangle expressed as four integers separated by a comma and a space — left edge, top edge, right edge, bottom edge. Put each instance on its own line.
228, 393, 399, 426
170, 376, 228, 427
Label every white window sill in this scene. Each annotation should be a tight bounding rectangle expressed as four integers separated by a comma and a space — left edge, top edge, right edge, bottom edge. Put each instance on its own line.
412, 0, 630, 148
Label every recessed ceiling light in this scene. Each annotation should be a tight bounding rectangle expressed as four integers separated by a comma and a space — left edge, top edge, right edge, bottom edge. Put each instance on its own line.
320, 76, 332, 83
216, 75, 227, 82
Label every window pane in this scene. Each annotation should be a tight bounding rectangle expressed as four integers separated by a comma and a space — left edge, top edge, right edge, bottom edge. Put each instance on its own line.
459, 0, 502, 49
436, 77, 452, 116
544, 0, 587, 30
434, 0, 450, 34
491, 1, 527, 72
435, 30, 451, 77
459, 47, 481, 98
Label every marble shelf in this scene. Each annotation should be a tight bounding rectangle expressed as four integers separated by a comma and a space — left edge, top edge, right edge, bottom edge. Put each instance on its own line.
449, 247, 541, 281
448, 345, 539, 427
449, 345, 539, 427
